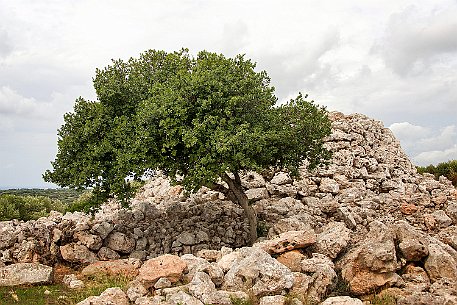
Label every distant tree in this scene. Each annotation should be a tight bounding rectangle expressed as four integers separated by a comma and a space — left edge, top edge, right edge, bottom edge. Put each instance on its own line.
0, 194, 65, 221
417, 160, 457, 187
44, 49, 331, 243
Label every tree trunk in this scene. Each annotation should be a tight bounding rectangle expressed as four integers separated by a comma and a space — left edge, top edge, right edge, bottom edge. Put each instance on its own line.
222, 173, 258, 245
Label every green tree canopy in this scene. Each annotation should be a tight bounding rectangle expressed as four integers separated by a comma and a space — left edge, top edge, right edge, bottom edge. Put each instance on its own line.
44, 49, 332, 243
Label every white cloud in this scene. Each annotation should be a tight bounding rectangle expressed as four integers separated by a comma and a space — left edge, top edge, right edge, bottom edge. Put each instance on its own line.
375, 4, 457, 76
0, 0, 456, 187
389, 122, 430, 140
390, 122, 457, 166
414, 145, 457, 165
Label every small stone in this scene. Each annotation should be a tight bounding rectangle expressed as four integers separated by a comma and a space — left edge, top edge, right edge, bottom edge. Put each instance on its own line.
154, 277, 172, 289
400, 203, 418, 215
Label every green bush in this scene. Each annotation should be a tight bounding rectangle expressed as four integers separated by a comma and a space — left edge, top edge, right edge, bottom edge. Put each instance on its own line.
417, 159, 457, 187
0, 194, 65, 221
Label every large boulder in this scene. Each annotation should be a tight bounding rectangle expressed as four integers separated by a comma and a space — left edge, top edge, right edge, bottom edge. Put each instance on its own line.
424, 243, 457, 282
81, 258, 142, 278
105, 231, 136, 254
136, 254, 187, 288
254, 230, 316, 254
314, 222, 351, 259
60, 243, 98, 264
0, 263, 53, 286
340, 221, 401, 295
222, 247, 294, 297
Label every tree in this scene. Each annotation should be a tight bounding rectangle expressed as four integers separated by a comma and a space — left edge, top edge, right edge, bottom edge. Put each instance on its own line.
44, 49, 332, 244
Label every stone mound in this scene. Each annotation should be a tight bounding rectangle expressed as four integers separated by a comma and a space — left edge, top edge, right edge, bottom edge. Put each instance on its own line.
1, 111, 456, 304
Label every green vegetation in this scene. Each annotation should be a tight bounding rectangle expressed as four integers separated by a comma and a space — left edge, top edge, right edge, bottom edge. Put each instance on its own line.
0, 194, 65, 221
44, 49, 332, 243
0, 274, 130, 305
417, 159, 457, 187
0, 188, 84, 205
371, 293, 397, 305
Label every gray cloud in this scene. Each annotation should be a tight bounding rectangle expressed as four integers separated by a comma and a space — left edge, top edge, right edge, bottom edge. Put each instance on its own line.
390, 122, 457, 165
0, 0, 456, 187
0, 28, 12, 57
374, 5, 457, 76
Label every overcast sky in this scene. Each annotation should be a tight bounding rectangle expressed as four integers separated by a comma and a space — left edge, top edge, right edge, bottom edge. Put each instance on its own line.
0, 0, 456, 188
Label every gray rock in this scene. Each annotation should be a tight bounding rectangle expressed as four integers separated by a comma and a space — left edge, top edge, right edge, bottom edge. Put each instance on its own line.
431, 210, 453, 228
270, 172, 292, 185
97, 246, 120, 260
314, 222, 351, 259
105, 231, 136, 253
76, 287, 129, 305
91, 221, 114, 239
320, 178, 340, 194
245, 188, 269, 202
167, 290, 204, 305
63, 274, 85, 289
0, 263, 53, 286
446, 203, 457, 224
259, 295, 286, 305
223, 247, 294, 297
301, 253, 337, 303
60, 243, 98, 264
320, 296, 363, 305
74, 231, 103, 250
424, 243, 457, 282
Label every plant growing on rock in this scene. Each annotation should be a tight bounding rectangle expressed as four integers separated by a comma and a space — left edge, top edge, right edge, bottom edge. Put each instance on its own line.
44, 49, 331, 243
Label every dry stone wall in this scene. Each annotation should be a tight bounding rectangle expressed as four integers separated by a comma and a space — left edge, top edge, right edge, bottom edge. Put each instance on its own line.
0, 111, 456, 271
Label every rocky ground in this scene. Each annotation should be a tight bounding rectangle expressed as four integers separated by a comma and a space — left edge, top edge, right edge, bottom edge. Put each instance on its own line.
1, 112, 456, 305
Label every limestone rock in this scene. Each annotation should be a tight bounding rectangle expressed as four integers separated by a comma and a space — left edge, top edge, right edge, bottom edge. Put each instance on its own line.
424, 243, 457, 282
320, 296, 364, 305
60, 243, 98, 264
97, 246, 120, 260
259, 295, 286, 305
255, 230, 316, 254
397, 292, 449, 305
76, 287, 129, 305
320, 178, 340, 194
105, 231, 136, 253
395, 221, 429, 262
270, 172, 292, 185
0, 263, 53, 286
63, 274, 84, 289
246, 188, 269, 202
74, 231, 103, 250
314, 222, 351, 259
137, 254, 187, 288
432, 210, 453, 228
276, 250, 305, 272
81, 258, 141, 277
267, 217, 311, 238
223, 247, 294, 297
437, 226, 457, 250
340, 221, 401, 295
126, 280, 148, 302
301, 253, 337, 303
167, 290, 204, 305
446, 203, 457, 224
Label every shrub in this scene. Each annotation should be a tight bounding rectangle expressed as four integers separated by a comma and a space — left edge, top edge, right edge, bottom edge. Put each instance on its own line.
0, 194, 65, 221
417, 159, 457, 187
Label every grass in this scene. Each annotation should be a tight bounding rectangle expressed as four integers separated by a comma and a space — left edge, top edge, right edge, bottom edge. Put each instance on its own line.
0, 274, 130, 305
370, 293, 396, 305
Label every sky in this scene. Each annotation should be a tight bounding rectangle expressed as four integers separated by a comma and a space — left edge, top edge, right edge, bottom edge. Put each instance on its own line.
0, 0, 456, 188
